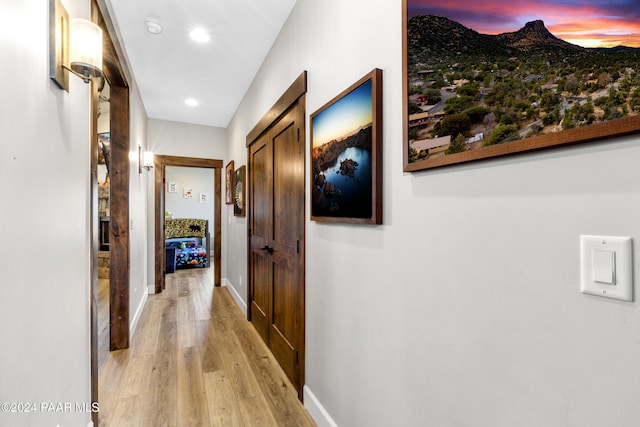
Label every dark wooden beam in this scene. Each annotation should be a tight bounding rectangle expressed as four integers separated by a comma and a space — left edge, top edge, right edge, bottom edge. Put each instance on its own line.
214, 167, 222, 287
109, 84, 130, 350
154, 162, 164, 294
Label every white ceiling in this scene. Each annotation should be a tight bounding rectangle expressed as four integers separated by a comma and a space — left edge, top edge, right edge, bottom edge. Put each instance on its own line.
105, 0, 298, 128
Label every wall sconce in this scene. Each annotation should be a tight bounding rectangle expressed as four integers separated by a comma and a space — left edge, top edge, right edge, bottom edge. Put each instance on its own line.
49, 0, 103, 91
138, 146, 154, 173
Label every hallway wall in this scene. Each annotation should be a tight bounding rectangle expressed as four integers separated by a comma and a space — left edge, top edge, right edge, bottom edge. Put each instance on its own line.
226, 1, 640, 426
1, 1, 98, 426
129, 87, 150, 331
0, 1, 149, 425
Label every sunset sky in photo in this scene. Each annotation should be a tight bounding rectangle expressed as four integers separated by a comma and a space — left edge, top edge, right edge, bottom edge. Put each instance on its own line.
408, 0, 640, 48
312, 80, 373, 148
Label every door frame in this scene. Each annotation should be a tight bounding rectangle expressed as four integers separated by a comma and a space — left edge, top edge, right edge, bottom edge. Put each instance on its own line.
246, 71, 307, 399
154, 155, 223, 292
91, 1, 131, 425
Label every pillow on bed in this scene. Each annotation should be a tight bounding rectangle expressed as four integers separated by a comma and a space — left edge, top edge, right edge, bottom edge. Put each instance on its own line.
166, 237, 198, 249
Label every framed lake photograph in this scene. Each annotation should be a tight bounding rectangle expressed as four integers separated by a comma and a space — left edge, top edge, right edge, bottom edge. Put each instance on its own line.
225, 160, 234, 204
403, 0, 640, 172
310, 68, 383, 224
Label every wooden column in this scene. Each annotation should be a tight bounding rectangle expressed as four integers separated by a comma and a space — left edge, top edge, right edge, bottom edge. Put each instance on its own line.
109, 84, 130, 350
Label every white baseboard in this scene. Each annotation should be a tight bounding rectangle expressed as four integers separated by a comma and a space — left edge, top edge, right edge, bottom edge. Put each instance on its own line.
129, 291, 148, 336
304, 385, 338, 427
147, 284, 155, 294
222, 278, 247, 315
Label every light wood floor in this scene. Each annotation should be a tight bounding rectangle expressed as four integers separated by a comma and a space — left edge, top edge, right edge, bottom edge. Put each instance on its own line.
97, 268, 316, 427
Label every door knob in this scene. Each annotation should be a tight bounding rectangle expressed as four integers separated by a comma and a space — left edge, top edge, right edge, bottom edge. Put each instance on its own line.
261, 245, 274, 255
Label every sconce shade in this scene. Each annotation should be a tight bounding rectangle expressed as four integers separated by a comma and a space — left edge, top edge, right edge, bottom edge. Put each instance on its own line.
69, 18, 103, 79
143, 151, 154, 170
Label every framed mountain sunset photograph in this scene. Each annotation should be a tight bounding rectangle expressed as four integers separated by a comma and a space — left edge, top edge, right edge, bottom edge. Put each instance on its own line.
403, 0, 640, 172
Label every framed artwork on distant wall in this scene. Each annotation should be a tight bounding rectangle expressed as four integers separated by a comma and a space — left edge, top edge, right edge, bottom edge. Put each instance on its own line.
98, 133, 110, 166
310, 68, 383, 224
403, 0, 640, 172
225, 160, 234, 204
233, 165, 246, 217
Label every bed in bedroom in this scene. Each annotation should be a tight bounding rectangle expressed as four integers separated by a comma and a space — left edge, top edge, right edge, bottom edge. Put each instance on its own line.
165, 218, 210, 273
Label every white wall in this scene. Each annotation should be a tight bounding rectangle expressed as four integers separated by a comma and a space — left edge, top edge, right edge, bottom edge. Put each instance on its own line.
224, 122, 248, 304
146, 119, 228, 288
0, 0, 93, 425
128, 86, 149, 329
165, 166, 215, 251
226, 1, 640, 426
0, 2, 149, 424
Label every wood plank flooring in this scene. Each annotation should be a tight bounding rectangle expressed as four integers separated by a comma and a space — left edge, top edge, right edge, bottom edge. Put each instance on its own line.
97, 269, 315, 427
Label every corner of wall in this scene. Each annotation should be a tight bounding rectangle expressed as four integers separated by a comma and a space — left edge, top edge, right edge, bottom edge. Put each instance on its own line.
129, 291, 149, 336
303, 385, 339, 427
222, 278, 247, 315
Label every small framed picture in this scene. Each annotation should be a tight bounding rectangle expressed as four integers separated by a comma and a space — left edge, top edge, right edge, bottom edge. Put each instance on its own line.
233, 166, 246, 217
98, 133, 110, 166
167, 182, 177, 193
199, 193, 208, 203
225, 160, 235, 204
184, 187, 193, 199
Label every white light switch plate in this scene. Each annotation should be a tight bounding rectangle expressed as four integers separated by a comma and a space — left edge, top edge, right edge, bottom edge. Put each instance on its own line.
580, 235, 633, 301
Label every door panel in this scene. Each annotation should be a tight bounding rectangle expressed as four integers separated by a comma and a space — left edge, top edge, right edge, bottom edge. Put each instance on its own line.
272, 255, 296, 347
250, 140, 271, 241
269, 107, 303, 384
272, 119, 298, 245
249, 251, 270, 342
249, 135, 272, 343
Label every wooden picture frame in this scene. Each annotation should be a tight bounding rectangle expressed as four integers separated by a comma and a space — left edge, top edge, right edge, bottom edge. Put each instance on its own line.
225, 160, 234, 204
233, 165, 246, 217
403, 0, 640, 172
310, 68, 383, 224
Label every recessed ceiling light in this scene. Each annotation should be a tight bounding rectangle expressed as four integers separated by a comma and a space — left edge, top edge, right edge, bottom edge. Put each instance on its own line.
189, 28, 210, 43
144, 19, 163, 34
185, 98, 199, 107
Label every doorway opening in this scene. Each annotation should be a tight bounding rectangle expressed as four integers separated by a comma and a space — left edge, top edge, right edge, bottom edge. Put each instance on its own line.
154, 156, 223, 292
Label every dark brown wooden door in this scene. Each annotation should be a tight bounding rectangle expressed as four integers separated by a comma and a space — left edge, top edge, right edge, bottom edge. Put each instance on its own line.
249, 99, 305, 398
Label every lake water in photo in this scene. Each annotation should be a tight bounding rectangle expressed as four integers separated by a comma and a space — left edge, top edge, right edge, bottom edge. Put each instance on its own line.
317, 147, 372, 218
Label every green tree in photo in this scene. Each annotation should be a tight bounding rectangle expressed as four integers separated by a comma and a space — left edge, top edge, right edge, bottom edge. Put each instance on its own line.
425, 89, 442, 104
445, 134, 467, 155
483, 124, 520, 146
444, 96, 475, 115
408, 101, 423, 115
438, 113, 472, 139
